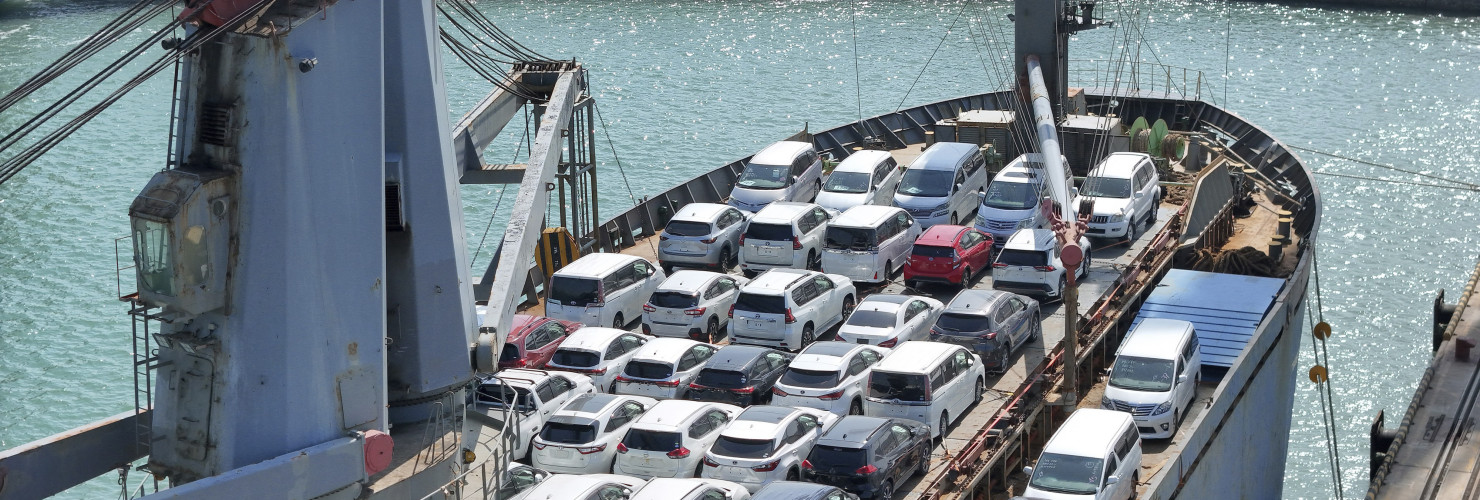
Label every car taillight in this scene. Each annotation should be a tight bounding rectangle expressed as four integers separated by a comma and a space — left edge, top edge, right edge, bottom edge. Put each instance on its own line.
792, 236, 802, 250
878, 338, 898, 348
685, 307, 706, 317
511, 358, 528, 367
728, 305, 735, 318
577, 444, 607, 454
643, 304, 656, 312
992, 262, 1008, 269
704, 457, 720, 467
784, 308, 796, 324
739, 234, 746, 245
873, 271, 879, 280
1034, 265, 1056, 271
753, 459, 780, 472
702, 237, 717, 244
533, 442, 547, 450
642, 323, 652, 335
732, 386, 755, 394
772, 386, 790, 397
980, 332, 998, 340
656, 379, 681, 387
579, 367, 607, 375
668, 447, 691, 459
801, 460, 814, 470
689, 382, 705, 389
818, 390, 844, 401
615, 375, 632, 382
617, 443, 629, 453
855, 464, 878, 475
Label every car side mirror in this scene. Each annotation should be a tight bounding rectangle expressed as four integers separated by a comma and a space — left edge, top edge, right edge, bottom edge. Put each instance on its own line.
647, 267, 655, 276
1071, 187, 1080, 198
1133, 191, 1144, 198
1177, 374, 1189, 383
955, 182, 963, 192
977, 192, 986, 204
1022, 466, 1034, 476
1105, 475, 1120, 486
792, 175, 800, 183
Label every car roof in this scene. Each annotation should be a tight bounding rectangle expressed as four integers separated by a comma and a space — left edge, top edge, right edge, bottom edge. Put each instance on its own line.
508, 314, 544, 341
1043, 409, 1133, 457
524, 474, 645, 500
799, 341, 871, 359
737, 405, 795, 424
744, 269, 811, 294
657, 270, 722, 293
1119, 318, 1194, 359
751, 141, 814, 165
816, 415, 890, 446
484, 368, 560, 388
705, 344, 774, 369
916, 225, 968, 247
632, 338, 701, 362
752, 482, 840, 500
752, 202, 817, 223
722, 406, 795, 440
1087, 152, 1150, 179
857, 293, 911, 312
630, 478, 707, 500
944, 289, 1012, 316
556, 253, 645, 278
832, 205, 902, 228
560, 327, 630, 352
910, 142, 977, 171
558, 393, 626, 417
997, 153, 1069, 183
672, 203, 731, 223
632, 400, 716, 431
831, 150, 893, 173
1002, 228, 1055, 250
874, 341, 959, 372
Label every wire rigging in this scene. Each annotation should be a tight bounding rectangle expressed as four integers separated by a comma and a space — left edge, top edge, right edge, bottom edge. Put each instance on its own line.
894, 0, 971, 113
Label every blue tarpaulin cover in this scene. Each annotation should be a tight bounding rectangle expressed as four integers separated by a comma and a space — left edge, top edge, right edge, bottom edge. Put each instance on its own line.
1130, 269, 1285, 377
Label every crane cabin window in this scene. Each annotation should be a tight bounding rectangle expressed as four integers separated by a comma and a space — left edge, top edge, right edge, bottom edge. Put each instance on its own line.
132, 218, 173, 297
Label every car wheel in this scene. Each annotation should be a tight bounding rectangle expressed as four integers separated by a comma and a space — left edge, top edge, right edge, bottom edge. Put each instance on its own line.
1055, 276, 1067, 302
787, 468, 799, 481
718, 247, 733, 270
961, 266, 973, 287
950, 212, 959, 225
808, 250, 820, 270
1081, 248, 1092, 278
801, 324, 816, 347
1127, 215, 1141, 243
706, 316, 720, 343
1031, 314, 1042, 341
842, 295, 856, 316
884, 260, 893, 280
612, 314, 625, 329
915, 448, 931, 477
849, 399, 864, 415
662, 263, 674, 275
996, 349, 1010, 374
694, 462, 705, 478
937, 412, 949, 442
812, 180, 822, 201
973, 377, 985, 404
881, 480, 894, 500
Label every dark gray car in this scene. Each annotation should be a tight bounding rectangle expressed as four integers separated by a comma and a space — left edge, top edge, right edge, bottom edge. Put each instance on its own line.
928, 289, 1041, 373
685, 344, 792, 406
802, 416, 931, 500
751, 482, 859, 500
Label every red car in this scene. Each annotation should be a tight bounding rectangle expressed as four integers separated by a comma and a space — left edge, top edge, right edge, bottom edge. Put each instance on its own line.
903, 225, 995, 288
498, 314, 583, 369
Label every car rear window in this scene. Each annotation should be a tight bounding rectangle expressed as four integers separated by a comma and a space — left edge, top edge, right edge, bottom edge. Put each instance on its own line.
912, 245, 955, 258
549, 276, 601, 306
824, 226, 877, 251
746, 223, 794, 241
809, 445, 868, 471
622, 429, 683, 452
475, 383, 534, 412
868, 371, 930, 402
624, 360, 675, 380
696, 369, 748, 389
711, 436, 775, 459
499, 344, 522, 362
552, 349, 600, 368
651, 291, 699, 309
996, 249, 1047, 267
540, 422, 597, 444
845, 310, 897, 329
780, 367, 841, 389
734, 292, 786, 314
934, 312, 988, 332
665, 221, 712, 237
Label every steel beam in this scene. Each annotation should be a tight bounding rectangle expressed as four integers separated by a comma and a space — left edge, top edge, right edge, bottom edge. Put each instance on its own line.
474, 71, 581, 371
0, 410, 149, 500
451, 76, 529, 182
139, 436, 367, 500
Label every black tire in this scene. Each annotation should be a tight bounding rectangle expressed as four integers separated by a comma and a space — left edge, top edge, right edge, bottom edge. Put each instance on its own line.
812, 180, 822, 201
842, 295, 856, 316
1082, 249, 1092, 278
694, 462, 705, 478
973, 377, 985, 404
801, 323, 816, 347
915, 447, 931, 477
880, 480, 894, 500
786, 468, 799, 481
961, 266, 973, 287
885, 260, 893, 279
1055, 275, 1067, 301
706, 316, 720, 343
1127, 214, 1142, 242
612, 313, 625, 329
1030, 314, 1042, 341
937, 413, 949, 442
950, 212, 959, 225
808, 250, 820, 270
996, 349, 1010, 374
849, 399, 864, 415
718, 247, 733, 270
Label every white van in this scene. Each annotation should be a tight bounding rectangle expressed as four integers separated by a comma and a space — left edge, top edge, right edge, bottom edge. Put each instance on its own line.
546, 253, 667, 329
891, 142, 988, 228
814, 150, 901, 214
1101, 318, 1202, 439
728, 141, 824, 213
1022, 409, 1142, 500
739, 202, 830, 276
863, 341, 985, 439
820, 205, 921, 284
991, 228, 1090, 301
973, 154, 1072, 247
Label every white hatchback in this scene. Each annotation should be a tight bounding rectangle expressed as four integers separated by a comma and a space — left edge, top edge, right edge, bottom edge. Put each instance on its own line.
630, 478, 753, 500
530, 393, 658, 474
614, 400, 744, 479
771, 342, 889, 416
700, 406, 839, 492
472, 369, 597, 460
643, 271, 748, 342
834, 294, 945, 348
614, 338, 719, 399
547, 327, 653, 392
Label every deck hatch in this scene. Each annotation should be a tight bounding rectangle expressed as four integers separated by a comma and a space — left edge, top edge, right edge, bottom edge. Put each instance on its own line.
1129, 269, 1284, 381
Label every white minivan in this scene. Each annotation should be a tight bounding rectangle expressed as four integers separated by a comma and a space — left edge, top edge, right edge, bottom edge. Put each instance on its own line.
728, 141, 824, 213
892, 142, 988, 228
1101, 318, 1202, 439
863, 341, 985, 439
814, 150, 901, 214
547, 253, 666, 329
973, 154, 1072, 247
1022, 409, 1143, 500
820, 205, 920, 284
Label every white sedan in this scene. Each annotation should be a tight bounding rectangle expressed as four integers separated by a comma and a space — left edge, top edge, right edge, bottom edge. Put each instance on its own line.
833, 294, 944, 347
770, 342, 888, 416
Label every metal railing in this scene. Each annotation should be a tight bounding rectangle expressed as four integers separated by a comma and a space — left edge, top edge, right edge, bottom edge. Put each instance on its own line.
1068, 59, 1213, 104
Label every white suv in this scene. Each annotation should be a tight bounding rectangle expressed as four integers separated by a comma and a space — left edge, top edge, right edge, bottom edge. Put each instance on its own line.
1074, 152, 1162, 242
548, 327, 653, 392
700, 406, 839, 491
531, 393, 658, 474
643, 271, 748, 342
614, 400, 744, 479
771, 342, 889, 416
991, 229, 1091, 301
739, 202, 831, 276
473, 369, 598, 460
728, 269, 857, 351
614, 338, 718, 399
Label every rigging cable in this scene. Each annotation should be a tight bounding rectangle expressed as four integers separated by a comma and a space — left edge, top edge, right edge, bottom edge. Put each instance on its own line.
1292, 145, 1480, 190
893, 0, 971, 113
849, 0, 863, 125
1309, 243, 1347, 499
1223, 0, 1233, 106
591, 101, 658, 258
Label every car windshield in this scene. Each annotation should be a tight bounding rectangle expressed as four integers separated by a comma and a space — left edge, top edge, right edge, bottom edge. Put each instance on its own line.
1108, 355, 1176, 392
549, 276, 600, 306
823, 172, 871, 194
745, 223, 793, 242
737, 163, 790, 190
810, 445, 868, 471
1028, 452, 1103, 495
666, 221, 712, 237
651, 291, 699, 309
868, 371, 929, 402
779, 367, 841, 389
825, 226, 877, 251
982, 181, 1039, 210
696, 369, 748, 389
1080, 176, 1132, 198
622, 429, 683, 452
897, 169, 954, 197
846, 309, 897, 329
711, 436, 775, 459
912, 245, 955, 258
624, 360, 674, 380
934, 312, 988, 332
996, 249, 1047, 267
734, 293, 786, 314
475, 383, 534, 412
552, 348, 600, 368
540, 421, 598, 444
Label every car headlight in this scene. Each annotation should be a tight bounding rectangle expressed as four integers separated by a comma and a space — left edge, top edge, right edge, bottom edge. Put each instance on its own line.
975, 214, 988, 226
1152, 401, 1173, 415
930, 203, 950, 216
1100, 398, 1115, 409
1014, 218, 1033, 230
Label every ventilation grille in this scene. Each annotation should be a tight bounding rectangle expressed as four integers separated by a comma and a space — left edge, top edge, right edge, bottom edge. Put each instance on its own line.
385, 183, 405, 231
199, 103, 233, 147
